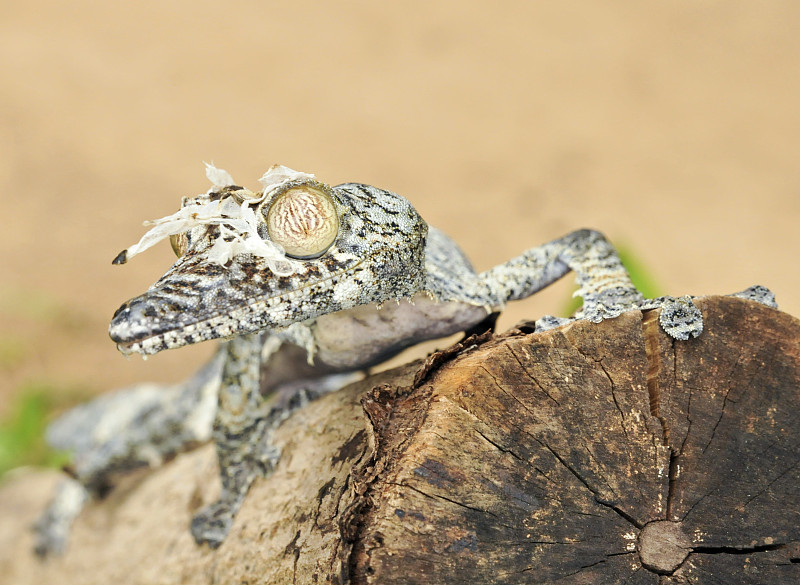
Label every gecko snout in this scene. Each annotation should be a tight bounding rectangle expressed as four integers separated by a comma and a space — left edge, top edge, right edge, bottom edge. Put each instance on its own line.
108, 294, 187, 345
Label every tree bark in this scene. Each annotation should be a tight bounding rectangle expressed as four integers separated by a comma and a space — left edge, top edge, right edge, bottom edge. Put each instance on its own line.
2, 296, 799, 584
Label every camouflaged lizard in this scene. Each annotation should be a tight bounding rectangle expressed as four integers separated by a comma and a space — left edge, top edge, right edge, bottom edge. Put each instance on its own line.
34, 164, 776, 556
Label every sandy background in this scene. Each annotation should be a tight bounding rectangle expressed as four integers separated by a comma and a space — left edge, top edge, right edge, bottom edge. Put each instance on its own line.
1, 1, 799, 412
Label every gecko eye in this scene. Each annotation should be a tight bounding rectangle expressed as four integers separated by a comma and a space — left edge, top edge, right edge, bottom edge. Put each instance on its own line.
265, 185, 339, 259
169, 233, 189, 258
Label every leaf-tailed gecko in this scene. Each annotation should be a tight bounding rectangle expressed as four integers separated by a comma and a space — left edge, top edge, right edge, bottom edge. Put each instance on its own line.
34, 164, 776, 555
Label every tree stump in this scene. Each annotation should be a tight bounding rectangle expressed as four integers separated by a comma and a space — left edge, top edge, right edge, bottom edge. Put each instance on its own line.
1, 296, 799, 584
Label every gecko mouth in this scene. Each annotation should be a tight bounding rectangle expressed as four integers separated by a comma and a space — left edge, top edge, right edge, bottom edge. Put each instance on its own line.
110, 298, 291, 356
110, 298, 277, 356
110, 309, 236, 356
112, 317, 232, 356
109, 260, 366, 356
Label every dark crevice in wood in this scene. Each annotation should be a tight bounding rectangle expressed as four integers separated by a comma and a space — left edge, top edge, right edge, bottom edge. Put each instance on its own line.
641, 310, 668, 442
591, 353, 631, 442
741, 456, 800, 510
692, 542, 786, 555
666, 450, 680, 520
505, 345, 561, 406
412, 330, 493, 387
474, 429, 524, 462
701, 365, 738, 455
559, 551, 637, 579
397, 482, 500, 519
642, 310, 681, 522
593, 495, 642, 529
541, 440, 643, 529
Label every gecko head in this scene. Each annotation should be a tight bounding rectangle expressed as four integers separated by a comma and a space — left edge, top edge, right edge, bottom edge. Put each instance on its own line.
108, 165, 428, 356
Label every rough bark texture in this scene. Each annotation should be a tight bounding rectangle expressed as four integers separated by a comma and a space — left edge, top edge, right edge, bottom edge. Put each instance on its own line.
2, 296, 799, 584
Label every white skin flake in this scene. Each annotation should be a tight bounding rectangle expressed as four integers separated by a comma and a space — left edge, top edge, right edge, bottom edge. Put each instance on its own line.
120, 166, 299, 275
204, 162, 235, 189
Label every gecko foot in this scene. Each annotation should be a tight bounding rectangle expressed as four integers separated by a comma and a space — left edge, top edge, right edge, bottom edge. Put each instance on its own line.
534, 285, 777, 342
191, 427, 281, 548
652, 285, 777, 340
731, 284, 778, 308
191, 495, 245, 548
33, 478, 89, 558
192, 372, 362, 547
534, 293, 705, 341
657, 296, 704, 341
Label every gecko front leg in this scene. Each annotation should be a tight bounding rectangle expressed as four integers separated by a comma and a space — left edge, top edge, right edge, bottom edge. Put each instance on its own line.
188, 331, 355, 547
190, 332, 272, 547
476, 229, 704, 340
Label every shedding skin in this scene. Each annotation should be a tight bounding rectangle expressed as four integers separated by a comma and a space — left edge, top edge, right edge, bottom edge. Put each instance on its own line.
34, 166, 776, 555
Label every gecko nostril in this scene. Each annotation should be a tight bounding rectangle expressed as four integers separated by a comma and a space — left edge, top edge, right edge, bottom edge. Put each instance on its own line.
111, 302, 130, 320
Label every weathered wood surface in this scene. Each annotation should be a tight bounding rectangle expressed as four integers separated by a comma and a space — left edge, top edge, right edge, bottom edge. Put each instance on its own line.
1, 296, 799, 584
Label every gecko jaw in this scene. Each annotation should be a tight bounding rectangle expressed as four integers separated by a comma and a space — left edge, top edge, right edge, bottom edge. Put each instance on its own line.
108, 260, 374, 357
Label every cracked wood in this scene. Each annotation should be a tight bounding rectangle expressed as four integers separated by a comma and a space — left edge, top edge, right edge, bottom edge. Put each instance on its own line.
349, 296, 800, 584
2, 296, 799, 584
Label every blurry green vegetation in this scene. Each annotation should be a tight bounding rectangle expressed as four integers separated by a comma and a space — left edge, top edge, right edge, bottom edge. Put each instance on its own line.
562, 243, 662, 316
0, 384, 83, 477
0, 288, 95, 476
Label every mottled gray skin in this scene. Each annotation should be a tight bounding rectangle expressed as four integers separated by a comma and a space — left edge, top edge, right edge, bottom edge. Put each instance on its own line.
35, 174, 777, 555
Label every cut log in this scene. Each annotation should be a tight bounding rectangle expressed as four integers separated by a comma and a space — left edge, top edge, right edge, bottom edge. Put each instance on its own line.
1, 296, 799, 584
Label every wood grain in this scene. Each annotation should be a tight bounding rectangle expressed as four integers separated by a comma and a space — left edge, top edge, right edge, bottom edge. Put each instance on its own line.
2, 296, 799, 584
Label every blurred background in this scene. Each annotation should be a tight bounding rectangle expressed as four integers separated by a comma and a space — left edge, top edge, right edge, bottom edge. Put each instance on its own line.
1, 1, 799, 468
